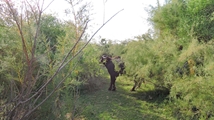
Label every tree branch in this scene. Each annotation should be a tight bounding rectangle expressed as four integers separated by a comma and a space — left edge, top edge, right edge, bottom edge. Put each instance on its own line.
19, 20, 89, 105
4, 0, 30, 65
23, 53, 82, 119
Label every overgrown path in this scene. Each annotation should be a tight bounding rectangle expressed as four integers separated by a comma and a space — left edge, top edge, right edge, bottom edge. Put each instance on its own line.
78, 77, 174, 120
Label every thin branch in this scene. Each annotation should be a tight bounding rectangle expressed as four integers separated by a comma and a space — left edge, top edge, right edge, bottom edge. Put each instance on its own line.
60, 9, 124, 70
10, 7, 124, 119
19, 20, 88, 105
42, 0, 55, 12
4, 0, 30, 65
40, 0, 45, 11
70, 8, 124, 59
23, 54, 82, 118
25, 0, 38, 24
31, 8, 42, 58
32, 89, 44, 106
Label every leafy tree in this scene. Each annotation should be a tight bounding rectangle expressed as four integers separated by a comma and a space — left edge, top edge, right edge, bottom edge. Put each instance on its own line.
149, 0, 214, 42
39, 14, 65, 55
0, 0, 92, 119
145, 0, 214, 119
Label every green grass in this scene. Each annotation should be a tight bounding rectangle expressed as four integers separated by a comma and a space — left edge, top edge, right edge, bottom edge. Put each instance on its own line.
76, 77, 176, 120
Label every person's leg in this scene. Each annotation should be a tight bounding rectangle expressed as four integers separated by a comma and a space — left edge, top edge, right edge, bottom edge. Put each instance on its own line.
111, 76, 116, 91
108, 78, 112, 91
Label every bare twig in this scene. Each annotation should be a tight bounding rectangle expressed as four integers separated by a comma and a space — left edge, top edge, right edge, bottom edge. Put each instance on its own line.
42, 0, 55, 12
21, 8, 124, 119
61, 9, 124, 70
23, 53, 82, 119
4, 0, 30, 65
70, 8, 124, 59
19, 20, 89, 105
4, 1, 124, 118
25, 0, 43, 57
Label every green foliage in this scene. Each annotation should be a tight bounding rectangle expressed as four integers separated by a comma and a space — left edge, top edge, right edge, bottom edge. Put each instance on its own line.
118, 35, 214, 119
0, 2, 100, 119
149, 0, 214, 42
142, 0, 214, 118
40, 14, 66, 55
1, 0, 214, 119
0, 22, 24, 100
168, 40, 214, 119
149, 0, 186, 37
40, 25, 107, 119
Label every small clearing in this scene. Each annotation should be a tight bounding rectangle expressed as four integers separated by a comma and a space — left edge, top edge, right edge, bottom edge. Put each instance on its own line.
77, 77, 174, 120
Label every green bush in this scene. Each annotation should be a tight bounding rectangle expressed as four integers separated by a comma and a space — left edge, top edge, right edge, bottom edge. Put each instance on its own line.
149, 0, 214, 42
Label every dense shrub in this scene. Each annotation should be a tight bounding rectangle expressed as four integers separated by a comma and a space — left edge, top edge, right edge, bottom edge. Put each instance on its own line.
149, 0, 214, 42
142, 0, 214, 118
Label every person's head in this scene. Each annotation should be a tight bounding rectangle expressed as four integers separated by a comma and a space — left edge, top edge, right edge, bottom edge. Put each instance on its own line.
99, 55, 111, 63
